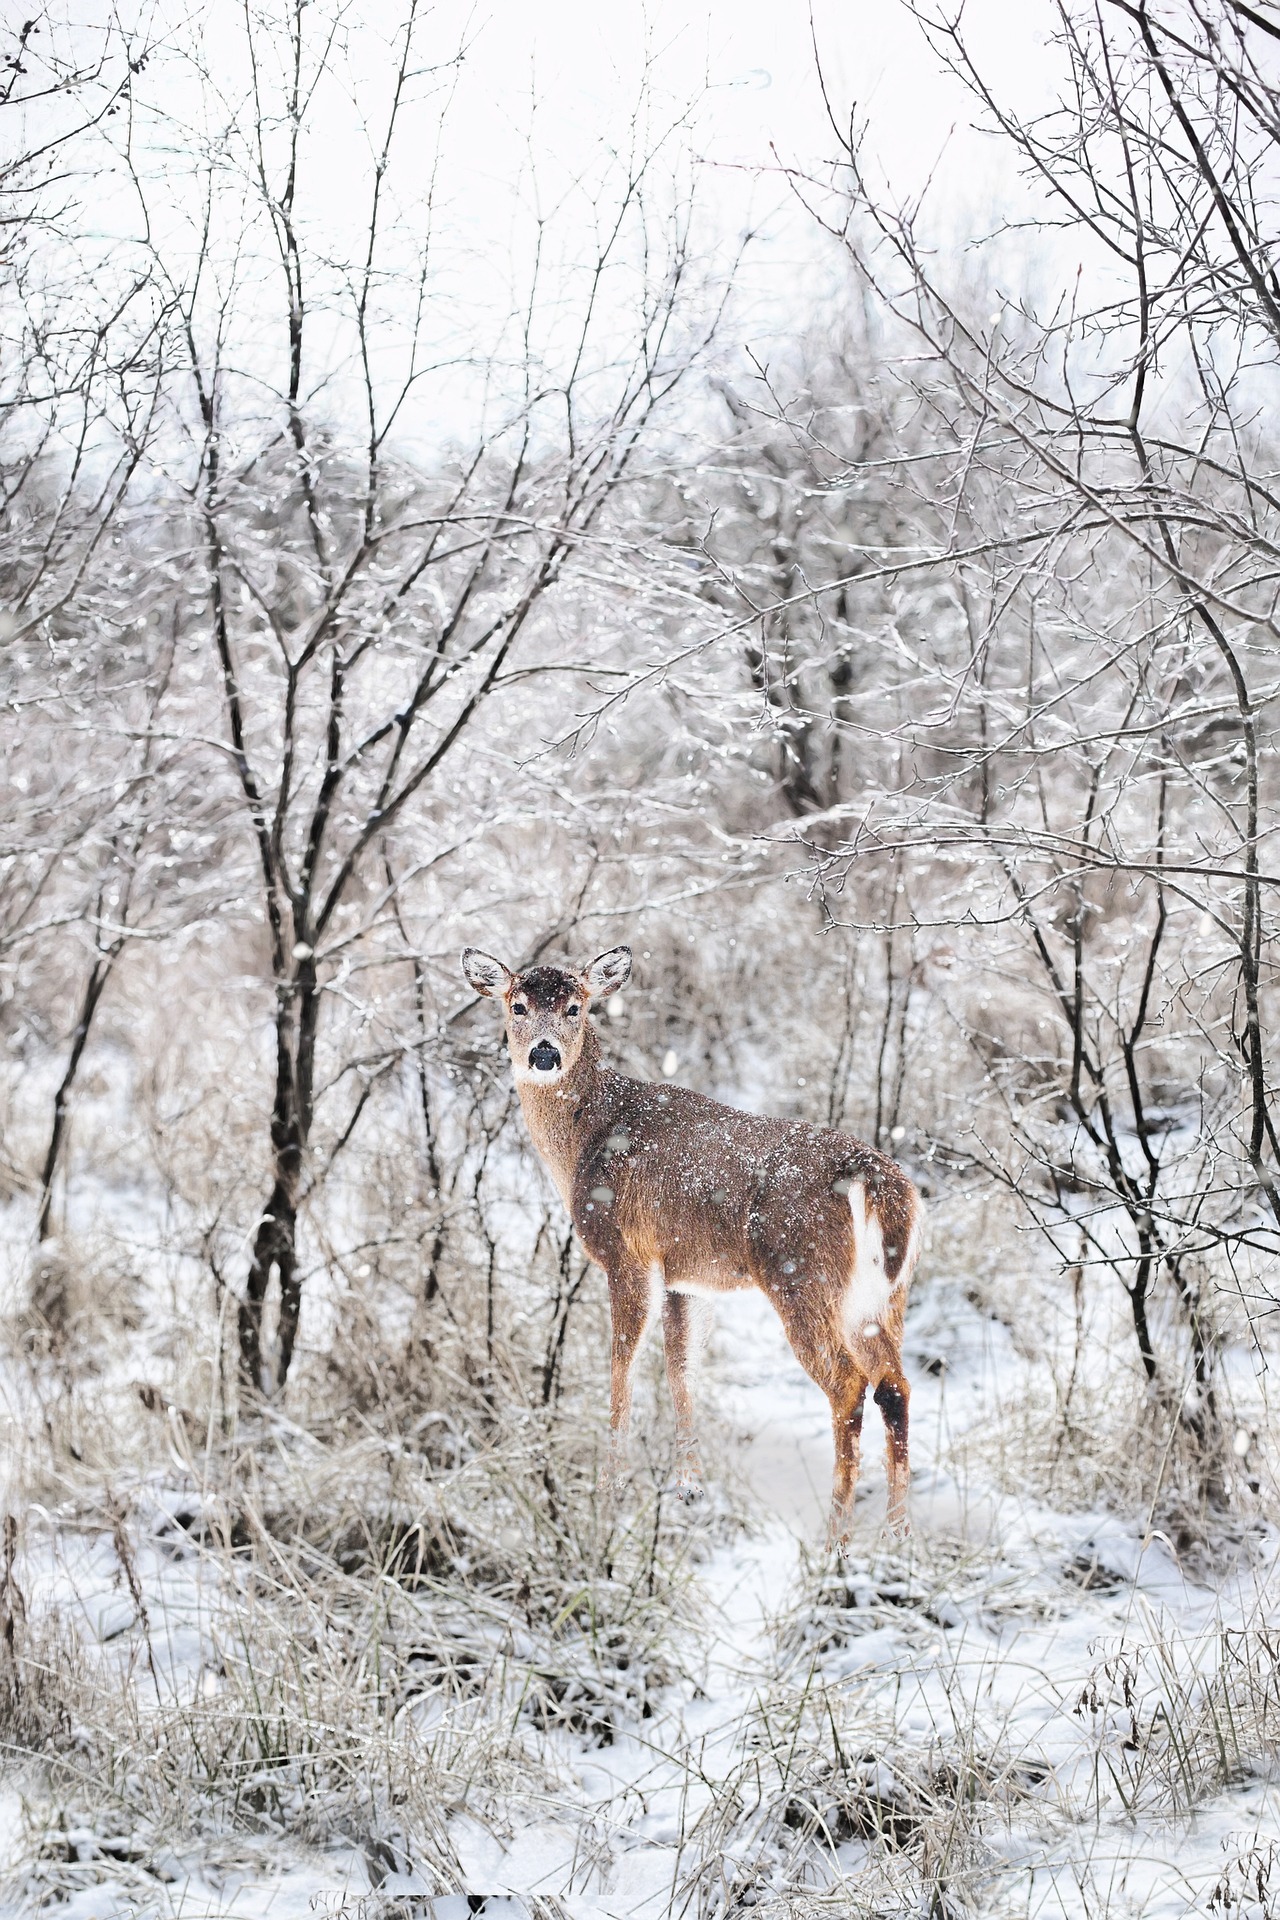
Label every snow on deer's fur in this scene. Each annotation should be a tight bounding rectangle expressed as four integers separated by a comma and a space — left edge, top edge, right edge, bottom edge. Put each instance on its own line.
462, 942, 923, 1541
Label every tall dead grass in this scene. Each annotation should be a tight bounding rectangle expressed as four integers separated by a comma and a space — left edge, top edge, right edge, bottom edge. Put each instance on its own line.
0, 1145, 738, 1908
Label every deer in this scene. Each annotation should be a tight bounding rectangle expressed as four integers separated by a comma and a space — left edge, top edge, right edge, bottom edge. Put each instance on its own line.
461, 943, 923, 1542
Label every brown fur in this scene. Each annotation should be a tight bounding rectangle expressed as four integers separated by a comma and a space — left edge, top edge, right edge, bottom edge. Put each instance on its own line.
462, 947, 922, 1541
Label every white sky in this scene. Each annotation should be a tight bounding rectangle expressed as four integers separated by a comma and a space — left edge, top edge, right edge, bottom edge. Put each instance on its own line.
442, 0, 1059, 236
33, 0, 1069, 449
310, 0, 1064, 441
406, 0, 1065, 425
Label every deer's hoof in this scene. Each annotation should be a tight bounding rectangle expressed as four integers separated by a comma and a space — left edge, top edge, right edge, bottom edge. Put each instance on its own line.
885, 1509, 911, 1541
826, 1513, 855, 1556
674, 1471, 705, 1504
599, 1449, 633, 1495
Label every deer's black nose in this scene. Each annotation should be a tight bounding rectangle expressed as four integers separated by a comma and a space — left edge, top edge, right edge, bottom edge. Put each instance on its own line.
529, 1041, 561, 1072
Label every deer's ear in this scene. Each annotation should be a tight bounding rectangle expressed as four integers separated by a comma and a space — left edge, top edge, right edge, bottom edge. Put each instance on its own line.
582, 946, 632, 999
462, 948, 514, 998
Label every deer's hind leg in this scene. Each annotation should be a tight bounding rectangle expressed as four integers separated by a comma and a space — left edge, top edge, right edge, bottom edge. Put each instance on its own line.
662, 1289, 706, 1501
874, 1368, 911, 1538
824, 1347, 870, 1548
778, 1300, 870, 1549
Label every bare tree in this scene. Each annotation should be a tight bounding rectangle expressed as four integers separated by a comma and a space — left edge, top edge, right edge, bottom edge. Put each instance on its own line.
107, 0, 725, 1393
717, 0, 1280, 1459
0, 8, 181, 1232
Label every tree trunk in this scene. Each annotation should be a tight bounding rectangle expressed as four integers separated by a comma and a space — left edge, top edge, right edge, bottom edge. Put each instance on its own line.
37, 951, 117, 1242
238, 960, 318, 1395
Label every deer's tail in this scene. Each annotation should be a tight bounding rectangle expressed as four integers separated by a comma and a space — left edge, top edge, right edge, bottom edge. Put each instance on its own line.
841, 1174, 921, 1342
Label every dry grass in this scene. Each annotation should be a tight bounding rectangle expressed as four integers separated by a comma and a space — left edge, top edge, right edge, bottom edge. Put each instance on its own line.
0, 1196, 739, 1909
1075, 1615, 1280, 1818
672, 1623, 1045, 1917
0, 1429, 721, 1905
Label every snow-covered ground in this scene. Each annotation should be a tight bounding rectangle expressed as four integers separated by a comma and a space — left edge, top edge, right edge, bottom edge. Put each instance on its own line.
2, 1235, 1278, 1919
431, 1285, 1280, 1915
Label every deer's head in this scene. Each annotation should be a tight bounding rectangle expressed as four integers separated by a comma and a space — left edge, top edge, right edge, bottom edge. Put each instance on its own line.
461, 945, 631, 1086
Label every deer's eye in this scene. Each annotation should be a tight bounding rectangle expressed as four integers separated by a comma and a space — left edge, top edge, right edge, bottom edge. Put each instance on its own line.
567, 1003, 581, 1018
513, 1002, 528, 1017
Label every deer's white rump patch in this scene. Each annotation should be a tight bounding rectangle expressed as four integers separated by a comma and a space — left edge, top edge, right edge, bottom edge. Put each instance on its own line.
842, 1180, 894, 1337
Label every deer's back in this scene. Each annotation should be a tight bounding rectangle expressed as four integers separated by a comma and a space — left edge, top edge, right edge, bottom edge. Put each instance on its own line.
572, 1072, 917, 1295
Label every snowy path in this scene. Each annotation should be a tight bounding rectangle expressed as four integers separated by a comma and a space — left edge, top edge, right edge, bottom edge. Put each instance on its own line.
446, 1287, 867, 1912
449, 1279, 996, 1912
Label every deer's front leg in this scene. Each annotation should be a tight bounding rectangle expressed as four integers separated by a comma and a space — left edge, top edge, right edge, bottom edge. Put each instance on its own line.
600, 1259, 653, 1492
662, 1289, 705, 1501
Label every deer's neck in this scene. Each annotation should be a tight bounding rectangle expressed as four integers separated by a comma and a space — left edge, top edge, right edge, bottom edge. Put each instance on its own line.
517, 1022, 610, 1208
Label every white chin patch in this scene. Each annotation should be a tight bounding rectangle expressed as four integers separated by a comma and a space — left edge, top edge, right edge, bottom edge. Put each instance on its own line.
515, 1062, 565, 1086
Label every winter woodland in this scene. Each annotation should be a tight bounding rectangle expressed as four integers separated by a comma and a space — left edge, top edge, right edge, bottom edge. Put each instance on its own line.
0, 1, 1278, 1913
